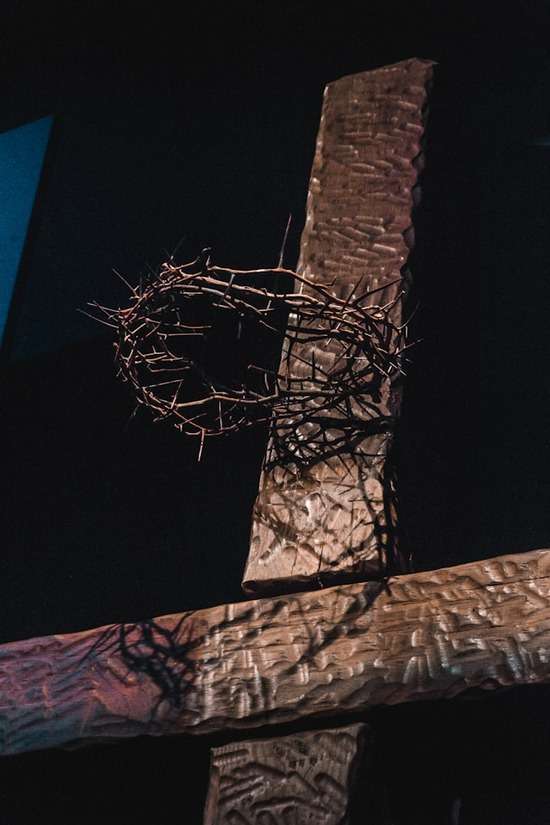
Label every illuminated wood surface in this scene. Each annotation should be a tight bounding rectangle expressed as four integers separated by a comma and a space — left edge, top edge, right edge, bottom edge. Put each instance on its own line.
1, 549, 549, 755
203, 724, 367, 825
243, 58, 434, 594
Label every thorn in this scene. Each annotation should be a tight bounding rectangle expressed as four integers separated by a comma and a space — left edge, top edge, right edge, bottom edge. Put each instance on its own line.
197, 430, 206, 462
77, 308, 116, 328
170, 234, 187, 262
113, 269, 137, 295
277, 213, 292, 269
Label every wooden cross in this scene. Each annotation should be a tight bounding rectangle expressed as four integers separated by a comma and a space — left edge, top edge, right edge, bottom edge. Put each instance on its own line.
2, 58, 550, 823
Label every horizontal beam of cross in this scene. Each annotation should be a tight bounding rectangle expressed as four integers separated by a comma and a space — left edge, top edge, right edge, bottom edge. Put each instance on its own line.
1, 548, 550, 755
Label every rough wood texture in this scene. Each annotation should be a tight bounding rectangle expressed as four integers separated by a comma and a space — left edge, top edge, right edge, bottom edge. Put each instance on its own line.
2, 548, 550, 755
242, 58, 434, 594
203, 724, 367, 825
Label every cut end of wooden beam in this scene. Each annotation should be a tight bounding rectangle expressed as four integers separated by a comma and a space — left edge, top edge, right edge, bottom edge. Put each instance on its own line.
242, 58, 435, 595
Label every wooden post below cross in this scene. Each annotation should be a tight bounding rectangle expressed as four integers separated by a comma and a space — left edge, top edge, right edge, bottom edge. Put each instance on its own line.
203, 724, 368, 824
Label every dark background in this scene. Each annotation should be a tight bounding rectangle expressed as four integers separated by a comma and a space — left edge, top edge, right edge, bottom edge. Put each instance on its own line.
2, 2, 550, 822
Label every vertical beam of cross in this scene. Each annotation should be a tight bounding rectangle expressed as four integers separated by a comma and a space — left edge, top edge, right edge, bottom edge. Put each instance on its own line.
204, 59, 434, 824
242, 59, 434, 595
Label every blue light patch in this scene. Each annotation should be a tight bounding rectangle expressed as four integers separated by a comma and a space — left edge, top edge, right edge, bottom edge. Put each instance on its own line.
0, 115, 53, 344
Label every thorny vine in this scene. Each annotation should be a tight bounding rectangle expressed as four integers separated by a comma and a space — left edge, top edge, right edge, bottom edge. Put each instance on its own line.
88, 250, 411, 466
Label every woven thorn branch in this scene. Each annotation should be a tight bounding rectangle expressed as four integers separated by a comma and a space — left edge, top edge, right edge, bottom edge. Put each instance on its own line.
88, 251, 411, 465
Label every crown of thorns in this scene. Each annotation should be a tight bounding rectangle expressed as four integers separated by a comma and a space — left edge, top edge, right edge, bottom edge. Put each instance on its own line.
91, 252, 409, 461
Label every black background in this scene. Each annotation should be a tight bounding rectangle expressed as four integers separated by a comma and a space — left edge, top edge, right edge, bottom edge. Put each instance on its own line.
2, 2, 550, 822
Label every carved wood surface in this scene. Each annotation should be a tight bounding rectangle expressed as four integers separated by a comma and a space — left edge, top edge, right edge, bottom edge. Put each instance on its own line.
242, 58, 434, 594
203, 724, 367, 825
2, 548, 550, 755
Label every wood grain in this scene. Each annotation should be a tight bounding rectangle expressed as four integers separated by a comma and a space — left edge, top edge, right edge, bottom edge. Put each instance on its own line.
242, 58, 434, 594
203, 724, 367, 825
2, 548, 550, 755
